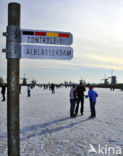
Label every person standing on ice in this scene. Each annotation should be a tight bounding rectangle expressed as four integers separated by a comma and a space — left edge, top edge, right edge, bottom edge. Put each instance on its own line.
1, 84, 6, 101
70, 84, 76, 117
85, 86, 98, 119
27, 85, 31, 97
75, 82, 86, 116
51, 83, 55, 94
19, 85, 21, 94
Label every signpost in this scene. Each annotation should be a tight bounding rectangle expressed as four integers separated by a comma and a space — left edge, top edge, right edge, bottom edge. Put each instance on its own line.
21, 29, 73, 45
7, 3, 20, 156
21, 45, 73, 60
3, 2, 73, 156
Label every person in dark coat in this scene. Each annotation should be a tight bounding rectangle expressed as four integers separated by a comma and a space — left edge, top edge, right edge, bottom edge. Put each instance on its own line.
85, 86, 98, 118
27, 85, 31, 97
75, 82, 86, 116
1, 84, 6, 101
19, 85, 21, 94
51, 83, 55, 94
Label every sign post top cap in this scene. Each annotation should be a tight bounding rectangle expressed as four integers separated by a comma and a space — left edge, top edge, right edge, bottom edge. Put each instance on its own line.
8, 2, 21, 8
8, 2, 20, 5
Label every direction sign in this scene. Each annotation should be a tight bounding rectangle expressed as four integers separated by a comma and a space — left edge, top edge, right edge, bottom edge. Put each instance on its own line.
21, 44, 73, 60
21, 29, 73, 45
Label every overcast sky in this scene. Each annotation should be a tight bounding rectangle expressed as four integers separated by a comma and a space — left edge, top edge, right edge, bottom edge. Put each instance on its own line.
1, 0, 123, 84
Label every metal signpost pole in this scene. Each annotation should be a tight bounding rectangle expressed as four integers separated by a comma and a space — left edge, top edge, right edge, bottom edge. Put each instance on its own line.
7, 3, 20, 156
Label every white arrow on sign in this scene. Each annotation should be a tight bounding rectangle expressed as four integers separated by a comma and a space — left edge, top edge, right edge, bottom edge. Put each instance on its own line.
21, 44, 73, 60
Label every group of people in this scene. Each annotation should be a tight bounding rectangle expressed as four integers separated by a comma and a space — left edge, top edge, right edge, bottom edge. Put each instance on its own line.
1, 82, 98, 119
70, 82, 98, 119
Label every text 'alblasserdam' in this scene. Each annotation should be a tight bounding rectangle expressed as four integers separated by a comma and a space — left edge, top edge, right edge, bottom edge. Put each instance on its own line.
25, 48, 72, 56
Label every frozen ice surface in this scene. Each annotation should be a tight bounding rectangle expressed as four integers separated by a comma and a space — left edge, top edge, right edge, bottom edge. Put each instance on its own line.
0, 87, 123, 156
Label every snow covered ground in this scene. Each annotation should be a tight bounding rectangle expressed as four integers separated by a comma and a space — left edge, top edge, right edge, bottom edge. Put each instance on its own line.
0, 87, 123, 156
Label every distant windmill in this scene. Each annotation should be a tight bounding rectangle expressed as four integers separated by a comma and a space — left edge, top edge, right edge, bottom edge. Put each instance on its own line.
107, 76, 117, 85
101, 78, 109, 85
20, 73, 28, 85
79, 76, 86, 85
30, 78, 37, 86
101, 74, 110, 85
107, 69, 117, 85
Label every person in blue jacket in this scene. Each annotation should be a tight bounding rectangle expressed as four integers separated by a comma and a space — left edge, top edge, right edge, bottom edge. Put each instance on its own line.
85, 86, 98, 118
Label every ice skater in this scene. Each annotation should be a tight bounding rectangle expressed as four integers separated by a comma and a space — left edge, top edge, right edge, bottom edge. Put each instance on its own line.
70, 84, 76, 118
51, 83, 55, 94
19, 85, 21, 94
75, 82, 86, 116
27, 85, 31, 97
85, 86, 98, 119
1, 84, 6, 101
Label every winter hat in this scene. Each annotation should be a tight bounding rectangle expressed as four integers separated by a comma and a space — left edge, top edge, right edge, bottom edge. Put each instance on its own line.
89, 86, 93, 89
